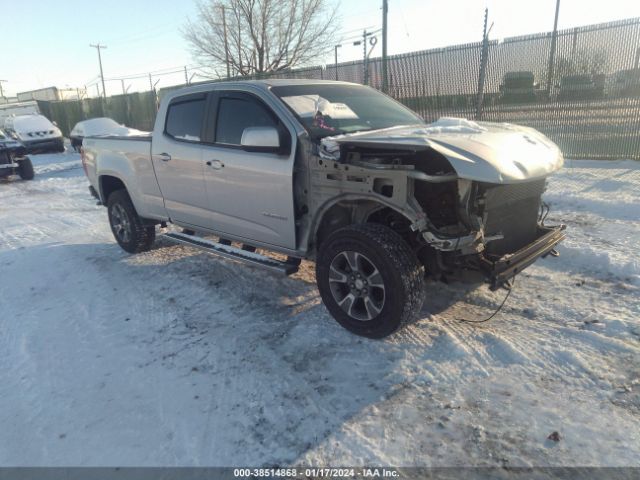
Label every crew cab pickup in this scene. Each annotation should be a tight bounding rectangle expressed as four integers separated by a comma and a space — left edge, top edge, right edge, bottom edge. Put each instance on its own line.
82, 80, 565, 338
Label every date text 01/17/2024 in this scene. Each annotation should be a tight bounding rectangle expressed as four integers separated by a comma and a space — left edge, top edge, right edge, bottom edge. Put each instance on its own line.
233, 468, 400, 478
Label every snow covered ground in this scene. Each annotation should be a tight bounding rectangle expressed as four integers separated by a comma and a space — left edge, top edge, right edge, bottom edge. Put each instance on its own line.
0, 152, 638, 467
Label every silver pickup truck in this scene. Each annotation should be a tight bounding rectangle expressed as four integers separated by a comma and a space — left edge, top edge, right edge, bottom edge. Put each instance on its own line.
82, 80, 565, 338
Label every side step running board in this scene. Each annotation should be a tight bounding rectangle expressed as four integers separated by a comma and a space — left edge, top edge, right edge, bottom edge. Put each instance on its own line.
163, 232, 299, 276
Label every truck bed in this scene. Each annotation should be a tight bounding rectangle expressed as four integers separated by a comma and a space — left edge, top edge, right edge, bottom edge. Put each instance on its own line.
82, 135, 163, 221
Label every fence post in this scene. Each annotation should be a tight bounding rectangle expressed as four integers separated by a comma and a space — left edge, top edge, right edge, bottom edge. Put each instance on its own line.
546, 0, 561, 98
475, 8, 489, 120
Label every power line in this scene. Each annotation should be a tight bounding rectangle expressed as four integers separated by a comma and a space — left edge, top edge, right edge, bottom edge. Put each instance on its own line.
338, 28, 382, 47
337, 24, 378, 37
104, 21, 178, 46
397, 3, 411, 38
105, 62, 211, 81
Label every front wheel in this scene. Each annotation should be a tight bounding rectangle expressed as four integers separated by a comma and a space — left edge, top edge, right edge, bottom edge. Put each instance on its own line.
316, 224, 425, 338
17, 157, 34, 180
107, 189, 155, 253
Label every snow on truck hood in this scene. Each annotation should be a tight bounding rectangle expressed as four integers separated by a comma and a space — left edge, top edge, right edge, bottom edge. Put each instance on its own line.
321, 117, 564, 184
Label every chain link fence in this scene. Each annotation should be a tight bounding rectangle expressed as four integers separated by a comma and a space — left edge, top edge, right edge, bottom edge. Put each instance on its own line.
42, 17, 640, 159
37, 91, 157, 137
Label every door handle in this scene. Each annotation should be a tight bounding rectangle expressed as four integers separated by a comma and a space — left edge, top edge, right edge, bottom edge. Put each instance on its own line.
157, 152, 172, 162
206, 159, 224, 169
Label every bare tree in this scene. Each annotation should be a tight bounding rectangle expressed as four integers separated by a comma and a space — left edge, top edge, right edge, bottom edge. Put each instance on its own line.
183, 0, 339, 77
556, 49, 608, 77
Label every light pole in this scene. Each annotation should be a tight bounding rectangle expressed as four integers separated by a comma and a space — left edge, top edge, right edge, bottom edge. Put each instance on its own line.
334, 44, 342, 81
90, 43, 107, 99
0, 79, 6, 100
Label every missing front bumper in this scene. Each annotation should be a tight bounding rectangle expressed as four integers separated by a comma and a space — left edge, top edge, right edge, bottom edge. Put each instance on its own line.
481, 224, 566, 290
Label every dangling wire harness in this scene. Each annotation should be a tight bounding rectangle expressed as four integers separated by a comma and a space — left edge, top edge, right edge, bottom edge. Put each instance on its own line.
459, 276, 516, 324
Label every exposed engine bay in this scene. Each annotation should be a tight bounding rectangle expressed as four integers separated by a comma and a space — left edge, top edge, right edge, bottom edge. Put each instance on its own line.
309, 123, 566, 289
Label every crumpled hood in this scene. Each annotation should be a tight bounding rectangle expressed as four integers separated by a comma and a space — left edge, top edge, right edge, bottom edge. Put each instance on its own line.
321, 119, 564, 184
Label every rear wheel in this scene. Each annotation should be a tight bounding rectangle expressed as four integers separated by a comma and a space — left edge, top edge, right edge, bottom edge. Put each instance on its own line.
17, 157, 34, 180
107, 189, 155, 253
316, 223, 425, 338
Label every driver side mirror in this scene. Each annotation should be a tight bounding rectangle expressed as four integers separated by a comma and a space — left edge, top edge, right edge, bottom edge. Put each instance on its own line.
240, 126, 281, 153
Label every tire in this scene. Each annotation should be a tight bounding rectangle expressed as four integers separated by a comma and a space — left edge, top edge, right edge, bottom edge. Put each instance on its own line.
17, 157, 34, 180
316, 223, 425, 338
107, 189, 155, 253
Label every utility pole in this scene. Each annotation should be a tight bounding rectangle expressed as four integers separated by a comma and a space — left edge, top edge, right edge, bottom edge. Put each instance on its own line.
90, 43, 107, 98
362, 30, 368, 85
184, 66, 189, 84
334, 44, 342, 81
0, 79, 6, 99
149, 73, 154, 92
221, 5, 231, 79
354, 30, 376, 85
382, 0, 389, 93
546, 0, 561, 98
121, 79, 126, 95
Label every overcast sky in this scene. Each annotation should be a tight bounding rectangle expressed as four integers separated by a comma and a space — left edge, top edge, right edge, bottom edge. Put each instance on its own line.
1, 0, 640, 97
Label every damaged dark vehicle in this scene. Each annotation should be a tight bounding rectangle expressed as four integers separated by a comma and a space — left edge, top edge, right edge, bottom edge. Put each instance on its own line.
0, 129, 34, 181
82, 80, 565, 338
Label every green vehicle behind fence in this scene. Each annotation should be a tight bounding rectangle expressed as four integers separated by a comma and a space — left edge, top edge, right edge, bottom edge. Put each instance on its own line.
499, 71, 538, 104
557, 74, 606, 101
605, 68, 640, 98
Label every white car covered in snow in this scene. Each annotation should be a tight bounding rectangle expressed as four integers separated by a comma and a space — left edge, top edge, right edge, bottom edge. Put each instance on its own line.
4, 114, 64, 154
70, 117, 146, 152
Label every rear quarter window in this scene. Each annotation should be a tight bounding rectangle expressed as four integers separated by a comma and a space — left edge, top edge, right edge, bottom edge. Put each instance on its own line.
165, 97, 206, 142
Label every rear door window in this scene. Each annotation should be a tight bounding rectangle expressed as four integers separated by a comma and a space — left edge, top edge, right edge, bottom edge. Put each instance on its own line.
165, 96, 206, 142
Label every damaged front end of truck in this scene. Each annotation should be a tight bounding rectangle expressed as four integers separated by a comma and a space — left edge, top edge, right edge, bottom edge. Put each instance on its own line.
311, 120, 566, 290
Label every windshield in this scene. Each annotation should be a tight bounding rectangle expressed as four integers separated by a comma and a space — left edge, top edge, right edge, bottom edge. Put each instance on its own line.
271, 84, 424, 139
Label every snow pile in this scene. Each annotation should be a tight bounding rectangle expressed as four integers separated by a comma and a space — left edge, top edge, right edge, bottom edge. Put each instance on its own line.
557, 243, 640, 284
543, 160, 640, 285
71, 117, 149, 138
